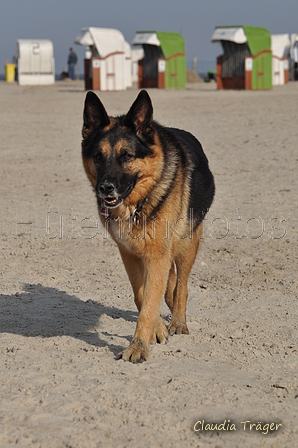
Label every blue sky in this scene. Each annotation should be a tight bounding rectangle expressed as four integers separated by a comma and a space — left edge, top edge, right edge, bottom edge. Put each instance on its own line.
1, 0, 298, 75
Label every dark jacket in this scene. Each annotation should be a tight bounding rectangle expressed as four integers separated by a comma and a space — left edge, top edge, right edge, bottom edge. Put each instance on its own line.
68, 51, 77, 66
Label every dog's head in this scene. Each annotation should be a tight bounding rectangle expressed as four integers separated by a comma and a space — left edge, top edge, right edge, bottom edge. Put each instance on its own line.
82, 90, 163, 209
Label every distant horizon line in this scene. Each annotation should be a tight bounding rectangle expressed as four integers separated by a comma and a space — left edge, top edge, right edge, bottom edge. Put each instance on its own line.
0, 67, 217, 82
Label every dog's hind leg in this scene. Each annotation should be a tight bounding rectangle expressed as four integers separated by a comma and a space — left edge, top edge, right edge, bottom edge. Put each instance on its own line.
165, 261, 176, 312
168, 223, 202, 336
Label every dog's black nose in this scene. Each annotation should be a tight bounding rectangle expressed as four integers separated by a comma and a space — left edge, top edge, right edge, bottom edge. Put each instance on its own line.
98, 181, 116, 197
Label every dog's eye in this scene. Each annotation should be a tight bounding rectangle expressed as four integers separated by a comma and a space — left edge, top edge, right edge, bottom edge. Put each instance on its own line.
120, 151, 133, 162
94, 152, 103, 163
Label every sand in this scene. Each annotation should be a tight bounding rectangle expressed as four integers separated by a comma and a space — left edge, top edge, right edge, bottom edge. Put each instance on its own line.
0, 79, 297, 447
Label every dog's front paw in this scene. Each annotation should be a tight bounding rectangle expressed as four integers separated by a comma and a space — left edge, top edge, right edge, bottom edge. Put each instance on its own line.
150, 316, 168, 344
118, 337, 149, 363
168, 318, 189, 336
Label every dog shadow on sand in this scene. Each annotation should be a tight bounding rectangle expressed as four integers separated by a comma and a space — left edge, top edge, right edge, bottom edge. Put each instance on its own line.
0, 284, 139, 357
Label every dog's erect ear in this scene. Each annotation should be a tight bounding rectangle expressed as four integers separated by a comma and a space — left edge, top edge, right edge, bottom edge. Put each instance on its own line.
83, 91, 110, 137
124, 90, 153, 137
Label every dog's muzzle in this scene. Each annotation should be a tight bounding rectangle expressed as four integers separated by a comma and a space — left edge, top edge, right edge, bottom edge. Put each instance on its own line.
97, 181, 135, 209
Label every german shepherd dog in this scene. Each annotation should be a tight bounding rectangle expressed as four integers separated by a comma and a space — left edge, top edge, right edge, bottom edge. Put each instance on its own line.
82, 90, 215, 363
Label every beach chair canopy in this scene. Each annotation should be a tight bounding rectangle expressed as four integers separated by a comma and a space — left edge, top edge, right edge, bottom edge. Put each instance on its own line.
132, 31, 185, 58
212, 26, 271, 55
75, 27, 126, 58
271, 34, 290, 59
211, 27, 247, 45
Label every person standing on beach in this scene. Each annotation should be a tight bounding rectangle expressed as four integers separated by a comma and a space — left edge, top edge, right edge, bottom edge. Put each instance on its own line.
67, 47, 77, 80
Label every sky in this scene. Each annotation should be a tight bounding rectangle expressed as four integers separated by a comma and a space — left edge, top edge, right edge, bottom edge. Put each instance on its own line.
1, 0, 298, 76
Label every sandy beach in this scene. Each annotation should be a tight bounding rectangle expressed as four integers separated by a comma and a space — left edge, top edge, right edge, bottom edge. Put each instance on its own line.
0, 79, 297, 447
